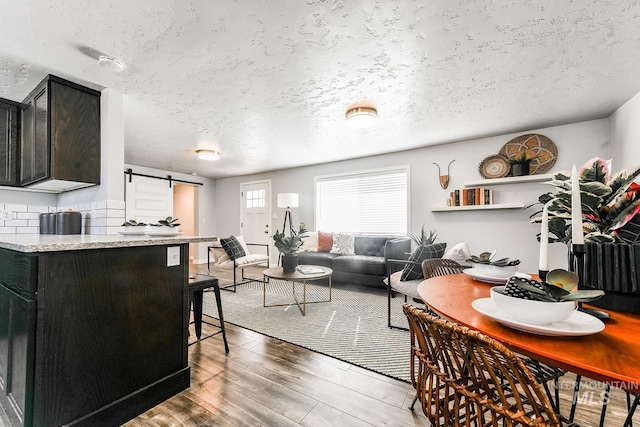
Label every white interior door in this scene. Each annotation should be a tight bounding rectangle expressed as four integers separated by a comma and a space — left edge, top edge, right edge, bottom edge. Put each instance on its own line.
240, 180, 271, 255
125, 175, 173, 224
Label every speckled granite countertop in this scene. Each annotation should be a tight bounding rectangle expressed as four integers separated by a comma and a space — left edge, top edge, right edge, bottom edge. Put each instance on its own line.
0, 234, 217, 253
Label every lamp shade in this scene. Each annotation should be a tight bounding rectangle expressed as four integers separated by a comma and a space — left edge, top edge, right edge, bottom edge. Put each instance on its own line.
277, 193, 299, 208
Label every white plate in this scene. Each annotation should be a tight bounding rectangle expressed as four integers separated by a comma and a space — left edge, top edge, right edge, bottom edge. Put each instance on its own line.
145, 230, 184, 237
119, 229, 146, 235
471, 298, 605, 336
463, 268, 531, 284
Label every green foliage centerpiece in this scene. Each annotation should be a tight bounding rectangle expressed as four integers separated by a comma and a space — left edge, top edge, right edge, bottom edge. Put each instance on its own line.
272, 223, 307, 273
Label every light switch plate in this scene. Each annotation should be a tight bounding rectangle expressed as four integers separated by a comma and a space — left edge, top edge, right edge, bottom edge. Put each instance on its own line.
167, 246, 181, 267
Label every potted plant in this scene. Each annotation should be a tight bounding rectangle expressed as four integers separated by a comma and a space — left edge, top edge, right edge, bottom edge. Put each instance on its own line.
121, 219, 148, 234
509, 149, 536, 177
529, 157, 640, 312
152, 216, 181, 228
466, 251, 521, 278
272, 222, 307, 273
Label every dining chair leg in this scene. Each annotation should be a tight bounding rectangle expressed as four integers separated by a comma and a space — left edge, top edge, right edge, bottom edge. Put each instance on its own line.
409, 392, 419, 410
598, 384, 611, 427
569, 374, 582, 422
624, 394, 640, 427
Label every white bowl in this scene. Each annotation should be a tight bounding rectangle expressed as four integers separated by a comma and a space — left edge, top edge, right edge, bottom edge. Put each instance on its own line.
473, 263, 519, 278
490, 286, 576, 325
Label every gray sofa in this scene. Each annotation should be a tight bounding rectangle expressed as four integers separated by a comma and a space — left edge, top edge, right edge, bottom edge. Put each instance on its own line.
296, 236, 411, 288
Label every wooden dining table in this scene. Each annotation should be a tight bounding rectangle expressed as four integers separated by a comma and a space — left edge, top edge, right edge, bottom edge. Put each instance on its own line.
417, 273, 640, 392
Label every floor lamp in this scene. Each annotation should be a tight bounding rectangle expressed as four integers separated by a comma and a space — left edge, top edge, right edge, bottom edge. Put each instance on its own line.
277, 193, 299, 266
277, 193, 299, 236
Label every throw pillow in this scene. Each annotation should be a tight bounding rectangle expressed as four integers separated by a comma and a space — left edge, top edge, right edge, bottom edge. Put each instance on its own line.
330, 233, 355, 255
235, 235, 250, 255
220, 236, 247, 260
400, 243, 447, 281
442, 242, 471, 266
299, 231, 319, 252
317, 231, 333, 252
210, 244, 230, 264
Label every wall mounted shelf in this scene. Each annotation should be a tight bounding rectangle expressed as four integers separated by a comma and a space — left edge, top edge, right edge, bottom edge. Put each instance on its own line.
463, 173, 554, 188
431, 203, 525, 212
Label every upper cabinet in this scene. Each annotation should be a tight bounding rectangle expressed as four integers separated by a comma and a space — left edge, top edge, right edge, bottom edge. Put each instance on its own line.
0, 99, 20, 187
19, 75, 101, 191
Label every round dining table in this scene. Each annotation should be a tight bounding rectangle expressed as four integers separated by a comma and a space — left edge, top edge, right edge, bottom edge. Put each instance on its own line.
417, 273, 640, 391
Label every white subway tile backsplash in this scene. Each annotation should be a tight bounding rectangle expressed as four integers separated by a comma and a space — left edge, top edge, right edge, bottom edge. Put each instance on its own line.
17, 227, 39, 234
5, 203, 28, 212
27, 205, 50, 213
17, 212, 39, 220
0, 227, 16, 234
6, 219, 28, 227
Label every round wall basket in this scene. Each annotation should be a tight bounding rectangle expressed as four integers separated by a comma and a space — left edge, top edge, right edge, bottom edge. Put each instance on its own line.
499, 134, 557, 175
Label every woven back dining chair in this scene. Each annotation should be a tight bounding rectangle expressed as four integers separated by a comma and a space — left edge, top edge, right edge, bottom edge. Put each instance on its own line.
403, 304, 576, 426
421, 258, 465, 281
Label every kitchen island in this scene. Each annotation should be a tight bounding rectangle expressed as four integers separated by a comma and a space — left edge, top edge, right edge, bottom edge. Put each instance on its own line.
0, 234, 215, 427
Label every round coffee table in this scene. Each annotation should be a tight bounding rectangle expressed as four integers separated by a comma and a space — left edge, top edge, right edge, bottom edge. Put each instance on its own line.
262, 265, 332, 316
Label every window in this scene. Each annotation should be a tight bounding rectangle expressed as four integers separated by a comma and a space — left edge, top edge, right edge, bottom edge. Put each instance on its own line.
315, 166, 408, 234
246, 189, 265, 208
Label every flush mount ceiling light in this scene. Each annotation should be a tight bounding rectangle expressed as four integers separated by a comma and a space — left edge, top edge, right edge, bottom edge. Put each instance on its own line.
345, 106, 378, 128
196, 149, 220, 161
98, 55, 125, 72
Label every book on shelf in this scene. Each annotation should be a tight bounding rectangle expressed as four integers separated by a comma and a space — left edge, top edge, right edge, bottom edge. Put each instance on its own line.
448, 187, 493, 207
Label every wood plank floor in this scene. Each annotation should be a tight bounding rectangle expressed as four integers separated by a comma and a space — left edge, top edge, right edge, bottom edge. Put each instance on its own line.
123, 316, 639, 427
1, 262, 636, 426
123, 320, 430, 427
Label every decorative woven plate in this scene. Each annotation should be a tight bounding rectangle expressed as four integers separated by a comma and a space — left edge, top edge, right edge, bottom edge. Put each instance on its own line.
499, 134, 557, 175
479, 155, 510, 179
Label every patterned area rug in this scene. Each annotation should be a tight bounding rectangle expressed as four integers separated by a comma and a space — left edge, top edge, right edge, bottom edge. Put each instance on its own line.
201, 277, 413, 383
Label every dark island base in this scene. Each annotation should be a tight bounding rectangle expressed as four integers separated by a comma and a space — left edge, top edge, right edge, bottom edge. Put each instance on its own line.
68, 368, 190, 426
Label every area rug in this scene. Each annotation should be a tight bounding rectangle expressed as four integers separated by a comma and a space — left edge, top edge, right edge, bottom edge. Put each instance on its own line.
201, 278, 413, 383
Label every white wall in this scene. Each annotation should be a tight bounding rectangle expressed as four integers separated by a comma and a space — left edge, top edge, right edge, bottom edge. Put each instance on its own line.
610, 91, 640, 169
215, 118, 610, 274
124, 164, 217, 264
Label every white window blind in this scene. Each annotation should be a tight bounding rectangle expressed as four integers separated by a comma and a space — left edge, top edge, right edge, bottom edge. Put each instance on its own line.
315, 167, 408, 234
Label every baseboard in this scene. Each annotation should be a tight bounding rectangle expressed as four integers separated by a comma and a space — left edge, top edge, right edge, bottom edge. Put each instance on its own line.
64, 367, 190, 427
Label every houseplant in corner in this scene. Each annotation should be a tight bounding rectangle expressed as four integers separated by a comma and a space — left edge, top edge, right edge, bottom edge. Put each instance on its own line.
530, 157, 640, 312
272, 222, 307, 273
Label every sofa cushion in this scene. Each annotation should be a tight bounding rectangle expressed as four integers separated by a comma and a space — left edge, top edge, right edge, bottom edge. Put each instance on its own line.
355, 236, 400, 257
332, 255, 386, 276
401, 243, 447, 281
385, 271, 421, 299
330, 233, 355, 255
318, 231, 333, 252
297, 251, 340, 268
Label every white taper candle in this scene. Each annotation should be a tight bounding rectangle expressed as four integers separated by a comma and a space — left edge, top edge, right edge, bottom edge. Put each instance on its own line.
571, 165, 585, 245
539, 202, 549, 271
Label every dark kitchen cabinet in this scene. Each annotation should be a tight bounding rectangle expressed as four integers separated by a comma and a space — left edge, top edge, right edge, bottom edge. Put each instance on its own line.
19, 75, 100, 187
0, 250, 37, 427
0, 245, 190, 427
0, 99, 20, 186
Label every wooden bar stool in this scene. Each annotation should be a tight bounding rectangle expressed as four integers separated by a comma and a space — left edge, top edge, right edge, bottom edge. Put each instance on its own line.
188, 274, 229, 352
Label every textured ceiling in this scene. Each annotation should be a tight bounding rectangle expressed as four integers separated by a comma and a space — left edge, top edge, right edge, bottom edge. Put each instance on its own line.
1, 1, 640, 178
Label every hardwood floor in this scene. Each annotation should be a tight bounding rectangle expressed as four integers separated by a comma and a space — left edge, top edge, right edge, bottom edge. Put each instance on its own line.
123, 315, 639, 427
124, 321, 429, 426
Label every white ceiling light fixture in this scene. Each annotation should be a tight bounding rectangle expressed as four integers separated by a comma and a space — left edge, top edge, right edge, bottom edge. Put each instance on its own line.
196, 149, 220, 161
98, 55, 125, 72
345, 106, 378, 128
